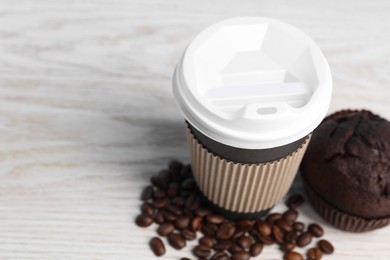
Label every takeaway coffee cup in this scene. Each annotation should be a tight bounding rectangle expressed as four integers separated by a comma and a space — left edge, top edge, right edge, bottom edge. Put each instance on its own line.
172, 17, 332, 219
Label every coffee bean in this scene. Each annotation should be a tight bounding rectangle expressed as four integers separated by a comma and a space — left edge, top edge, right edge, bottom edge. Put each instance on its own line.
135, 213, 153, 227
281, 242, 296, 252
180, 258, 191, 260
167, 182, 180, 197
199, 236, 214, 248
297, 231, 312, 247
272, 225, 285, 243
152, 198, 169, 209
168, 160, 183, 181
167, 204, 183, 215
211, 251, 229, 260
153, 189, 166, 200
226, 243, 240, 253
141, 202, 154, 216
256, 220, 272, 236
284, 231, 298, 244
154, 210, 165, 224
308, 223, 324, 237
307, 247, 323, 260
293, 222, 305, 232
284, 251, 303, 260
182, 229, 196, 241
232, 227, 246, 240
257, 233, 274, 245
163, 210, 177, 222
207, 214, 225, 224
185, 194, 201, 210
151, 175, 168, 190
150, 237, 165, 256
181, 178, 196, 190
237, 236, 252, 249
213, 240, 232, 251
196, 207, 212, 217
216, 222, 235, 240
237, 219, 253, 230
193, 244, 211, 258
250, 242, 263, 256
275, 219, 293, 232
266, 213, 282, 223
283, 209, 298, 222
201, 225, 215, 237
191, 215, 202, 231
175, 215, 190, 229
180, 164, 193, 179
318, 239, 334, 254
157, 223, 175, 236
141, 185, 154, 201
232, 251, 250, 260
168, 233, 186, 250
286, 194, 304, 209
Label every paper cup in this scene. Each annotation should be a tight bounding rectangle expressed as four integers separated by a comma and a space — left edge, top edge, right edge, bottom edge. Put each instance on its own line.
173, 17, 332, 218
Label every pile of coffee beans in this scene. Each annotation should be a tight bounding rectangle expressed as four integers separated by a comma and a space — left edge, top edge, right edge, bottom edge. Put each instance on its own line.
135, 161, 334, 259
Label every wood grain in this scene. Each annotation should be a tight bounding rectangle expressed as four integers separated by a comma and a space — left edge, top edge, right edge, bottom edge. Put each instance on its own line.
0, 0, 389, 259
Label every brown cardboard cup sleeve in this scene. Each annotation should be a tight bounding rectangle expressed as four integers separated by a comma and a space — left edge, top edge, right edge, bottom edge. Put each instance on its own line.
186, 126, 311, 213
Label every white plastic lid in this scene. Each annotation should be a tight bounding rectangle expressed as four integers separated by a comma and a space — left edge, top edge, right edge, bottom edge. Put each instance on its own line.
173, 17, 332, 149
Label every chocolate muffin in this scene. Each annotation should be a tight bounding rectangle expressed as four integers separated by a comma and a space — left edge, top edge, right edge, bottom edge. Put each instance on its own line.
301, 110, 390, 232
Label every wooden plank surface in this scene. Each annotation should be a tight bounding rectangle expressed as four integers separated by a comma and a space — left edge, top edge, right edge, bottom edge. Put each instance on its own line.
0, 0, 389, 259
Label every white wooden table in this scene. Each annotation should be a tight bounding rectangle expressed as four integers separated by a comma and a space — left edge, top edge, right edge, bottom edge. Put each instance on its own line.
0, 0, 389, 259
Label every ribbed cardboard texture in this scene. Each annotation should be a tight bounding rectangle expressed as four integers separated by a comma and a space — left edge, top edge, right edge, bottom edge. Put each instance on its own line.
186, 126, 310, 213
303, 175, 390, 232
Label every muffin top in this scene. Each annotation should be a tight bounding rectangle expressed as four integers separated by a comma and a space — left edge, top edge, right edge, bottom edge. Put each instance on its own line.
301, 110, 390, 219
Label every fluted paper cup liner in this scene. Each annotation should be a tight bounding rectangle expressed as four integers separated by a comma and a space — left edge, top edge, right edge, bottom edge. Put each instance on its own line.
303, 175, 390, 232
186, 125, 311, 214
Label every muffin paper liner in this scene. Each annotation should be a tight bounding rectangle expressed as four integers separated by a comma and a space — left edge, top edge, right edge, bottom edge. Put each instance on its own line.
186, 125, 310, 213
303, 174, 390, 232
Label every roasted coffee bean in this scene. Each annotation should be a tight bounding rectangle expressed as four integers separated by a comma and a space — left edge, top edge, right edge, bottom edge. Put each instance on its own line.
141, 202, 154, 216
135, 213, 153, 227
196, 207, 212, 217
141, 185, 154, 201
257, 233, 274, 245
152, 198, 169, 209
308, 223, 324, 237
216, 222, 235, 240
286, 194, 304, 209
318, 239, 334, 254
168, 160, 183, 180
237, 219, 253, 229
164, 211, 177, 222
201, 225, 215, 237
213, 240, 232, 251
180, 258, 191, 260
172, 196, 185, 206
193, 244, 211, 258
211, 251, 229, 260
175, 216, 190, 229
250, 242, 263, 256
167, 204, 182, 215
167, 233, 186, 250
283, 209, 298, 222
154, 210, 165, 224
199, 236, 215, 248
275, 219, 293, 232
284, 231, 298, 244
185, 194, 201, 210
182, 229, 196, 241
167, 182, 180, 197
151, 175, 168, 190
256, 220, 272, 236
181, 178, 196, 190
272, 225, 285, 243
150, 237, 165, 256
159, 169, 173, 184
249, 227, 257, 237
292, 222, 305, 232
157, 223, 175, 236
307, 247, 323, 260
284, 251, 304, 260
207, 214, 225, 224
232, 227, 246, 240
297, 231, 312, 247
232, 251, 250, 260
191, 215, 202, 231
281, 242, 296, 252
237, 236, 253, 249
153, 189, 166, 200
266, 212, 282, 223
180, 164, 193, 179
228, 243, 243, 253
